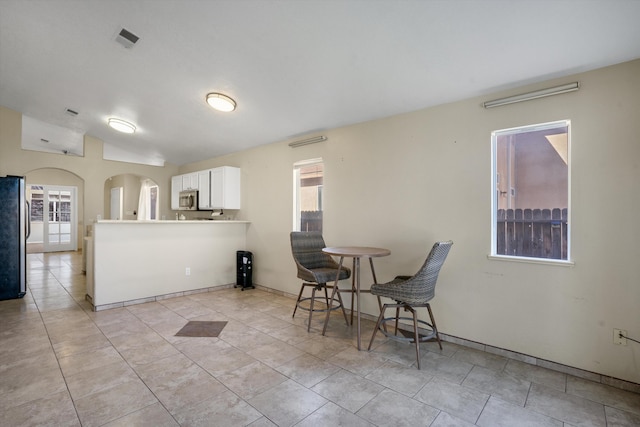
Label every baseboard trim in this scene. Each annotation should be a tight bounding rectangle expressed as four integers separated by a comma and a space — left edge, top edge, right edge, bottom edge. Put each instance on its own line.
86, 283, 234, 312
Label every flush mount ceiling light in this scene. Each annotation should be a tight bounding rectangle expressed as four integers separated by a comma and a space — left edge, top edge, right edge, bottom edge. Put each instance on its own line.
108, 118, 136, 134
206, 93, 236, 112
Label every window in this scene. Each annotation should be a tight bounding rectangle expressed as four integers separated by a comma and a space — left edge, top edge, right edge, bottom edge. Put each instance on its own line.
293, 158, 323, 232
48, 190, 71, 222
29, 185, 44, 222
491, 120, 570, 261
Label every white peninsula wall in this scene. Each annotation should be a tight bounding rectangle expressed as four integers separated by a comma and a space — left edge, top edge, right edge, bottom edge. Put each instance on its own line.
88, 220, 249, 310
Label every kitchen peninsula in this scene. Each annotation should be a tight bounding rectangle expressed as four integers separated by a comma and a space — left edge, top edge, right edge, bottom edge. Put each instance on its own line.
86, 220, 249, 311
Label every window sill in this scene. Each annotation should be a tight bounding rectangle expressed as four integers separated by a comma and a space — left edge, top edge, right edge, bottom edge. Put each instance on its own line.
487, 254, 575, 267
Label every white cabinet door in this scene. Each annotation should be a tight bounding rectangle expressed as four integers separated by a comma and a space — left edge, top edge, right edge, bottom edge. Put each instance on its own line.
191, 173, 199, 190
210, 166, 241, 209
171, 175, 182, 210
210, 168, 224, 209
198, 170, 211, 209
182, 173, 199, 190
181, 174, 191, 190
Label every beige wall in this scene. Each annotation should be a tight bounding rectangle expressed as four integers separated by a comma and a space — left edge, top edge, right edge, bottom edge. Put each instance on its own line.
182, 59, 640, 384
0, 107, 179, 248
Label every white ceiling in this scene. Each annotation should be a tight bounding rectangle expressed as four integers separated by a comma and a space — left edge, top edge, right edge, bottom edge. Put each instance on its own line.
1, 0, 640, 166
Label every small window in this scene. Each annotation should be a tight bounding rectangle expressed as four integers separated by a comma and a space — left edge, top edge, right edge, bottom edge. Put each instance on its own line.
47, 190, 71, 223
29, 185, 44, 222
491, 120, 570, 261
293, 159, 323, 232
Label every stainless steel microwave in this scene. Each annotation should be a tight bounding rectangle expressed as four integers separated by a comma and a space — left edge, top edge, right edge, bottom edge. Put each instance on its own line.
179, 190, 198, 210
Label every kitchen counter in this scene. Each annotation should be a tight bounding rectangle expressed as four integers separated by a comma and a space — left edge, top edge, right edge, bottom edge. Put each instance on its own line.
87, 220, 250, 310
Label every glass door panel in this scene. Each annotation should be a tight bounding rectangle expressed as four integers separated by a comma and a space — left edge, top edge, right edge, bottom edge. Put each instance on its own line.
43, 187, 76, 252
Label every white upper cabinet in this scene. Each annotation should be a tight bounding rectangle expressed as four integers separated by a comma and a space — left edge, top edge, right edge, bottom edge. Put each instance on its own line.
170, 175, 182, 210
181, 173, 199, 190
210, 166, 240, 209
197, 170, 211, 210
171, 166, 240, 210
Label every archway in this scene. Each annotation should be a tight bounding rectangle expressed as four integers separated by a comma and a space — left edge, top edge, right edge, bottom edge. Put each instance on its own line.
24, 168, 84, 253
103, 174, 159, 220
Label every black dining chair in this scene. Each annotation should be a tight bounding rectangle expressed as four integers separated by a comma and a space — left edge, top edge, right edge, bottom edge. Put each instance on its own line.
290, 231, 351, 332
367, 240, 453, 369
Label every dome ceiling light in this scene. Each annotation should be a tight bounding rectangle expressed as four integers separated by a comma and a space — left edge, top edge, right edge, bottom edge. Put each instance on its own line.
206, 93, 236, 112
108, 118, 136, 134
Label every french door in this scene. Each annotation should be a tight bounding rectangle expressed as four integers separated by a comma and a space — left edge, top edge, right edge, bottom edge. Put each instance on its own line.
43, 186, 77, 252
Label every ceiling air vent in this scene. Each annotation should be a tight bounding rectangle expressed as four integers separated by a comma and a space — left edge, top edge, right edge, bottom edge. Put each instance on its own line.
115, 28, 139, 49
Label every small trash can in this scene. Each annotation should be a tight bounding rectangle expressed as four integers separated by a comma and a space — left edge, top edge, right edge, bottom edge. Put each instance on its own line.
235, 250, 254, 290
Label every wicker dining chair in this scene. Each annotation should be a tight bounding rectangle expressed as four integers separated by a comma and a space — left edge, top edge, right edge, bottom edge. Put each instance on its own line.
367, 240, 453, 369
290, 232, 351, 332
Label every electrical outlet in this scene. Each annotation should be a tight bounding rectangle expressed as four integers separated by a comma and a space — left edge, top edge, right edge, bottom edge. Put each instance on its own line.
185, 267, 191, 276
613, 328, 627, 345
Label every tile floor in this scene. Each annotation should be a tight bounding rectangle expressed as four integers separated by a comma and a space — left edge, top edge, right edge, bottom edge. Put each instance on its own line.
1, 251, 639, 426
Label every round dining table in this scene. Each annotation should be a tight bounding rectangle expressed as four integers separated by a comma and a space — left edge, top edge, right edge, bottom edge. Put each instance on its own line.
321, 246, 391, 350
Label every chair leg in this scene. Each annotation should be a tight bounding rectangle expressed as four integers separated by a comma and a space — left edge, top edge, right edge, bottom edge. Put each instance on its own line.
333, 284, 350, 325
323, 279, 347, 335
426, 303, 442, 350
410, 305, 421, 369
307, 286, 318, 332
322, 282, 349, 325
376, 295, 387, 333
350, 260, 356, 325
394, 306, 400, 336
368, 303, 387, 350
292, 283, 306, 318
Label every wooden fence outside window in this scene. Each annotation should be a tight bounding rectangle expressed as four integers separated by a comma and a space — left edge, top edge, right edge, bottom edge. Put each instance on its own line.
496, 208, 568, 260
300, 210, 323, 232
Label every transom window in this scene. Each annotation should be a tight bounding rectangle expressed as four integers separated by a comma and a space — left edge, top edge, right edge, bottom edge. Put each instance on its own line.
491, 120, 571, 262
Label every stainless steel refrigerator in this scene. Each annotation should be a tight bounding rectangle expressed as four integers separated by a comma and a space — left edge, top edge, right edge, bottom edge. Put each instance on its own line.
0, 175, 29, 300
